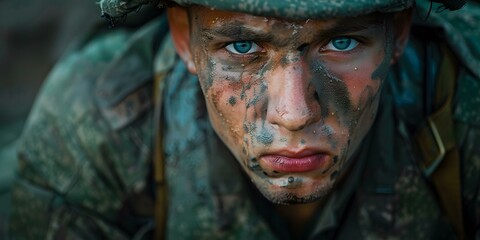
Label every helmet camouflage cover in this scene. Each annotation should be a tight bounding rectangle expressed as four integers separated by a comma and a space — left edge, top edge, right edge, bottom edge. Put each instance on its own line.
100, 0, 415, 20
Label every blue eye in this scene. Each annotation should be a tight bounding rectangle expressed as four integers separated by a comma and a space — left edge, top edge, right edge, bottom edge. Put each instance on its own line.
225, 41, 261, 54
234, 41, 252, 53
325, 37, 359, 52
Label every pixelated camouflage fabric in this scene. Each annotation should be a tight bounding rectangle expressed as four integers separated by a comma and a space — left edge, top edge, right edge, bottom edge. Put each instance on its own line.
100, 0, 414, 20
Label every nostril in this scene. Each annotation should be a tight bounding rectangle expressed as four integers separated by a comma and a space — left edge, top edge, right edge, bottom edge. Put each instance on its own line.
297, 43, 309, 52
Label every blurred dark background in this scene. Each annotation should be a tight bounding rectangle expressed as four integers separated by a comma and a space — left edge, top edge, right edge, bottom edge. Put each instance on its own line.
0, 1, 99, 238
0, 1, 159, 238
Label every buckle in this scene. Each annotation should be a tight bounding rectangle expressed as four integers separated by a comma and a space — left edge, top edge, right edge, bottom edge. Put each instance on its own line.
421, 117, 446, 176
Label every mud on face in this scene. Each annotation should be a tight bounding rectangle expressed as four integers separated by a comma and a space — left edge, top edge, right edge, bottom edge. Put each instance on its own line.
187, 6, 394, 204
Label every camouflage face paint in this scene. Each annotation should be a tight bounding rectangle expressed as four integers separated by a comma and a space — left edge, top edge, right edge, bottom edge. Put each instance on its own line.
256, 127, 274, 145
311, 61, 353, 121
228, 96, 237, 106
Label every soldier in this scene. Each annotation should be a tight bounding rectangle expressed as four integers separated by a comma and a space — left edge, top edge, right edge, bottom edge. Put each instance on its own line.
8, 0, 480, 239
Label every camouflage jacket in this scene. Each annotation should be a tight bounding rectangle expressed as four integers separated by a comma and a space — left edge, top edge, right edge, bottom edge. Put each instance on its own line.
8, 3, 480, 240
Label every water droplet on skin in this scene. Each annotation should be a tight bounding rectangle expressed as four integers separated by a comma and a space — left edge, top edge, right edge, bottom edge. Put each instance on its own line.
354, 67, 358, 71
288, 177, 295, 183
313, 130, 316, 134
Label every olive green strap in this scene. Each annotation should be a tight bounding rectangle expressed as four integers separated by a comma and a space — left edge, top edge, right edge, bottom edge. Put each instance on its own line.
153, 72, 167, 240
414, 46, 464, 239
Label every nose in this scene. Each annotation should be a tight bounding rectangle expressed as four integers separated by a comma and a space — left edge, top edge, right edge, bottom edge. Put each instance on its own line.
266, 56, 319, 131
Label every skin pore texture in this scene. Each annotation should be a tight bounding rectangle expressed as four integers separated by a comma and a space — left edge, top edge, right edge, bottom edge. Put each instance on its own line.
168, 5, 412, 235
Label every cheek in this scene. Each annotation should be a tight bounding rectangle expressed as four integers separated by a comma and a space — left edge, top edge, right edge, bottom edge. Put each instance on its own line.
317, 48, 386, 159
341, 69, 381, 109
200, 64, 253, 149
324, 47, 385, 108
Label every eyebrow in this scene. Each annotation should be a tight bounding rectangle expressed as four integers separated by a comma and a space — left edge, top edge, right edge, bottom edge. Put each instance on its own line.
202, 15, 386, 46
315, 16, 386, 41
203, 23, 277, 43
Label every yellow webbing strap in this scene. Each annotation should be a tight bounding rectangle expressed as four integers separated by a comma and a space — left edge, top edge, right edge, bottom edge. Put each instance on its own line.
414, 46, 464, 239
153, 72, 167, 240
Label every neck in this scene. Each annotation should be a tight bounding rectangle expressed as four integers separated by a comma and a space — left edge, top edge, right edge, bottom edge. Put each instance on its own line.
274, 199, 326, 238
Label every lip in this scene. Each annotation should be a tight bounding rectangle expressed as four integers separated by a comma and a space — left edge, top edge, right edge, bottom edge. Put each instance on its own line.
259, 149, 331, 173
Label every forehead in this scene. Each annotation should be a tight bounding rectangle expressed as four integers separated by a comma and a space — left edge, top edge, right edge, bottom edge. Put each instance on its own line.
188, 6, 388, 36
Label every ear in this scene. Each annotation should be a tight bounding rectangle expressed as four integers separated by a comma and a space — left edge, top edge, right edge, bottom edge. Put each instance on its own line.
167, 7, 197, 74
391, 8, 414, 65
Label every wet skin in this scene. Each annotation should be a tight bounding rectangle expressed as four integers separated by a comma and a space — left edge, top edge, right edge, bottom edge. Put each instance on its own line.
184, 6, 394, 204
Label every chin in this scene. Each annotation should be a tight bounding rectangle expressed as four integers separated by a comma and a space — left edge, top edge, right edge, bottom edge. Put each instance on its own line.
252, 173, 335, 205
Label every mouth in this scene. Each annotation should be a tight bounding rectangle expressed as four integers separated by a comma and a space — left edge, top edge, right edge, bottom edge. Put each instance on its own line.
259, 149, 331, 173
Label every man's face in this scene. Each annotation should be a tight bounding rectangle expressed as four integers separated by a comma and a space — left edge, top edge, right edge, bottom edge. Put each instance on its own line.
185, 6, 394, 204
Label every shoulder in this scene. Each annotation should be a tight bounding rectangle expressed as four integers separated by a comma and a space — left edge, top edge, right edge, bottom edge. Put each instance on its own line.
415, 2, 480, 81
17, 16, 168, 190
413, 2, 480, 123
16, 27, 130, 188
23, 27, 133, 137
10, 15, 175, 238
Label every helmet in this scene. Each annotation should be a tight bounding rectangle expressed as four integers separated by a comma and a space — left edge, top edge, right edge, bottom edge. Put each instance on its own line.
99, 0, 465, 23
100, 0, 414, 21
